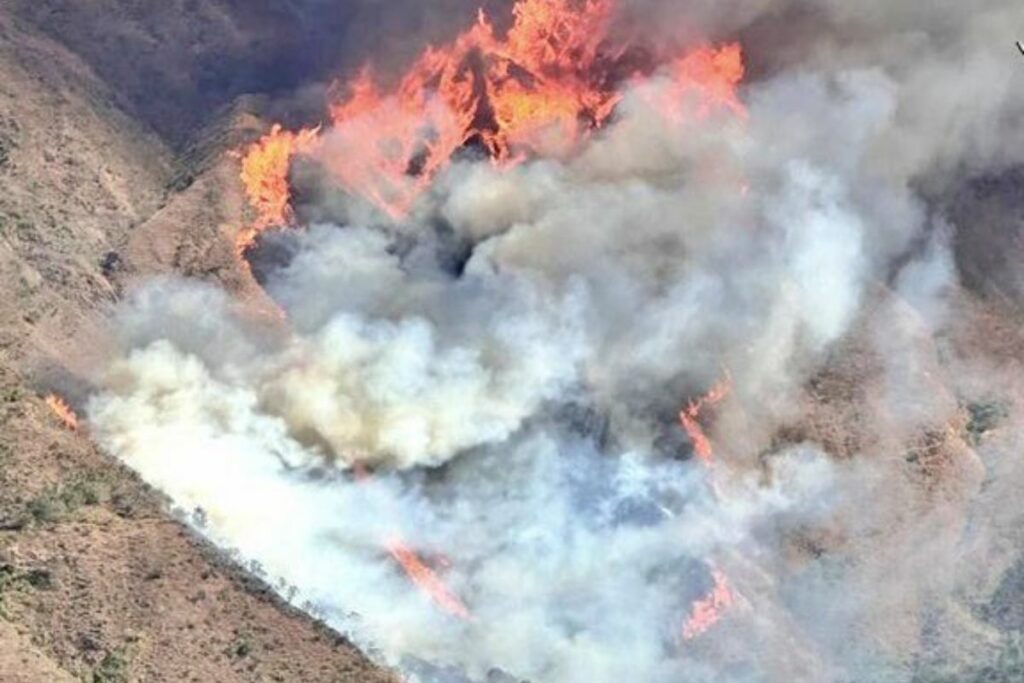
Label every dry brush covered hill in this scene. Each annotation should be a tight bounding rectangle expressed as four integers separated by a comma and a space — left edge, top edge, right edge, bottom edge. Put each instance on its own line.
0, 2, 1023, 682
0, 4, 397, 681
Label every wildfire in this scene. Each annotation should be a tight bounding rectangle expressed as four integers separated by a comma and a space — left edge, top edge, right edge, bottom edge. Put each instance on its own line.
645, 42, 747, 124
678, 375, 736, 642
680, 374, 732, 465
230, 0, 750, 640
349, 463, 471, 619
235, 124, 319, 254
316, 0, 623, 219
235, 0, 746, 241
386, 538, 472, 620
44, 394, 79, 431
681, 567, 734, 640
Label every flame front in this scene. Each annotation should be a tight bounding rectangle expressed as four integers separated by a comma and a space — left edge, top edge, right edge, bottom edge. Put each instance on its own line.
320, 0, 621, 218
45, 394, 79, 431
236, 0, 746, 239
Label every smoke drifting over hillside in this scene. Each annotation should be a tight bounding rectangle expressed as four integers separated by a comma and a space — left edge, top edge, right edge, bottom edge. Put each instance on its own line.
85, 1, 1024, 681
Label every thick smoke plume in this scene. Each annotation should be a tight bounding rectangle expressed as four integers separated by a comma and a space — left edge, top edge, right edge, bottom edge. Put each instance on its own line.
86, 1, 1024, 681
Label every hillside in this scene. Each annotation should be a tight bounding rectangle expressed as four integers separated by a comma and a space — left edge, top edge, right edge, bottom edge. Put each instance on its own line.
0, 8, 392, 681
0, 1, 1022, 681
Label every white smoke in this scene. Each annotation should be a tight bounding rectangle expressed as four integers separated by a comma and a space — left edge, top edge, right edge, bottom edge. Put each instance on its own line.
85, 1, 1024, 681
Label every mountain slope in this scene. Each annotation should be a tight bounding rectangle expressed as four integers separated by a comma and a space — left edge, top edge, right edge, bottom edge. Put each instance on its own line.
0, 9, 392, 681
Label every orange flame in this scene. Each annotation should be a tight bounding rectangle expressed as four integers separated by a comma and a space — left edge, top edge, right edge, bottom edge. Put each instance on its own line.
349, 463, 471, 619
236, 124, 320, 254
320, 0, 621, 218
678, 376, 736, 641
681, 567, 734, 640
679, 374, 731, 465
644, 42, 747, 124
44, 394, 79, 432
235, 0, 746, 235
386, 537, 472, 620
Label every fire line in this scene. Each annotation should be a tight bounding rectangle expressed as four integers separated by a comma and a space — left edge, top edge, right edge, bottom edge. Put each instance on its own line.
678, 375, 737, 641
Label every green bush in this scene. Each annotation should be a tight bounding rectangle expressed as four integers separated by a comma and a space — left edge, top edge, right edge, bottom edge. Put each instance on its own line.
93, 651, 128, 683
0, 134, 11, 167
27, 476, 106, 525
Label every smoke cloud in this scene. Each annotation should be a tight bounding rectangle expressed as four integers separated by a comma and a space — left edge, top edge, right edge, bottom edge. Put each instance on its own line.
86, 0, 1024, 681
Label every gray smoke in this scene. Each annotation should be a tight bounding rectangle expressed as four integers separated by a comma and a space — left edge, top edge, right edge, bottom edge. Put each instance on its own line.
86, 1, 1024, 681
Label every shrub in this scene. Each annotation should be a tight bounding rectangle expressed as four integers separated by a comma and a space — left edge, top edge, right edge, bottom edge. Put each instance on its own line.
93, 651, 128, 683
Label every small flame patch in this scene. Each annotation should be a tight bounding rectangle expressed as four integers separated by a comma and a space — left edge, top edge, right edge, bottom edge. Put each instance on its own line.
386, 538, 472, 621
44, 394, 79, 432
680, 375, 731, 466
681, 568, 734, 640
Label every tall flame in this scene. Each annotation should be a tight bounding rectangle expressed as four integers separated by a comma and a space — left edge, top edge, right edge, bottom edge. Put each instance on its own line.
44, 394, 79, 432
235, 0, 746, 242
236, 124, 319, 254
319, 0, 621, 218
